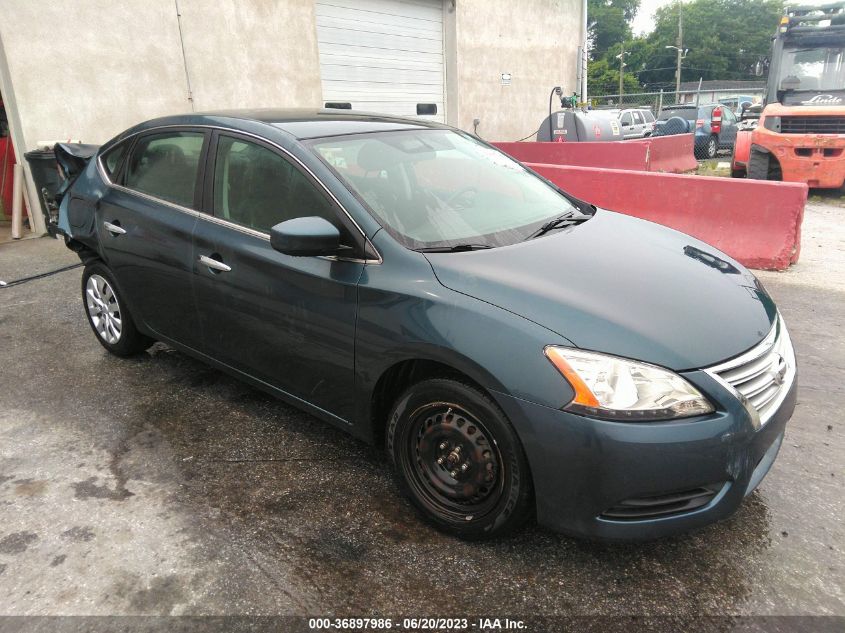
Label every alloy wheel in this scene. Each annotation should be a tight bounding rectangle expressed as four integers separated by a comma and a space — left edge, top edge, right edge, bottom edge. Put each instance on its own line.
85, 274, 122, 345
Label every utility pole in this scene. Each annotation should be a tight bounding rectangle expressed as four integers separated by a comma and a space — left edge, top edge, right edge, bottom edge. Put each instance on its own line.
675, 3, 683, 101
665, 4, 687, 104
616, 46, 628, 105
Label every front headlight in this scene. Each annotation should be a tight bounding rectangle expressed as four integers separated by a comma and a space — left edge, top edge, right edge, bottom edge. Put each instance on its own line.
544, 347, 715, 421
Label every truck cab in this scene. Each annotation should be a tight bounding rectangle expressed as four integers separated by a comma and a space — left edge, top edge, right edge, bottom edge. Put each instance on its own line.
732, 2, 845, 187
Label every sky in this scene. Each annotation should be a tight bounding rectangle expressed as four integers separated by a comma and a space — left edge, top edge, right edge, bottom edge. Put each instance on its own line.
632, 0, 675, 35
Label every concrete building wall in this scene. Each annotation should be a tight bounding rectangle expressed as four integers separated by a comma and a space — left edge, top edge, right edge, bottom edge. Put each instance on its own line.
0, 1, 189, 148
0, 0, 322, 148
447, 0, 582, 141
0, 0, 581, 232
176, 0, 322, 111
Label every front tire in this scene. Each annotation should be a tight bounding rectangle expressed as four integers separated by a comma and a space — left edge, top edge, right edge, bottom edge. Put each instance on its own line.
747, 147, 782, 181
82, 263, 152, 357
386, 378, 533, 539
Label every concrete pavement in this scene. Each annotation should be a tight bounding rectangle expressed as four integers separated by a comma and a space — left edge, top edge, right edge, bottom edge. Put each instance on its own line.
0, 204, 842, 618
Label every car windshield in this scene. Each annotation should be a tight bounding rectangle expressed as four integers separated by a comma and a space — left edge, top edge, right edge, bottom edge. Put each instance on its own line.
308, 129, 578, 250
779, 45, 845, 91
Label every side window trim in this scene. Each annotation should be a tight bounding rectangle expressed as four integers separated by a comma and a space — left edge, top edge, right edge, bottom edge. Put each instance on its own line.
120, 127, 210, 210
203, 129, 370, 258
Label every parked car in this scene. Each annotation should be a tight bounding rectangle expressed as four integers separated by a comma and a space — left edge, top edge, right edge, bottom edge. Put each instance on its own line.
718, 96, 758, 115
58, 110, 796, 541
653, 103, 739, 159
591, 108, 655, 139
618, 108, 655, 139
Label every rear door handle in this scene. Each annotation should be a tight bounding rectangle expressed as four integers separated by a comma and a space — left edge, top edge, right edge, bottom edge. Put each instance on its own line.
103, 221, 126, 236
198, 254, 232, 273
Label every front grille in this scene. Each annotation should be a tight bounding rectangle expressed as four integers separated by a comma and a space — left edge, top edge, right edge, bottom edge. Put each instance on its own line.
601, 484, 723, 520
780, 116, 845, 134
708, 315, 796, 426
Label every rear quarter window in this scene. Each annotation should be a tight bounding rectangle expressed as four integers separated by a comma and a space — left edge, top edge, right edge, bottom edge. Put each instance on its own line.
100, 141, 130, 180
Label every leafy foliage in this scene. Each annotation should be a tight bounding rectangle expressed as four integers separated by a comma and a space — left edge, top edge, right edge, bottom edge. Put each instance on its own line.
588, 0, 640, 61
589, 0, 783, 94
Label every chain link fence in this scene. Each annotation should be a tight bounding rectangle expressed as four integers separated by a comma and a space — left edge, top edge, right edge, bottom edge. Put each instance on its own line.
587, 89, 766, 114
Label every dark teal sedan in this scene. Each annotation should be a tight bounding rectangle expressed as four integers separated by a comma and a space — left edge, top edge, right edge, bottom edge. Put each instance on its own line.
58, 109, 797, 540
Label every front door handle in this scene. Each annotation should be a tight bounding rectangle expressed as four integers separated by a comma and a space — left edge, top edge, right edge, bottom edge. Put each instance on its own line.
198, 254, 232, 273
103, 221, 126, 236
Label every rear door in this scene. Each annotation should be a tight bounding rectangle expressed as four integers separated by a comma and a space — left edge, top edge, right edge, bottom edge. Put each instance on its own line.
631, 110, 646, 138
96, 128, 207, 348
620, 111, 636, 138
191, 131, 366, 421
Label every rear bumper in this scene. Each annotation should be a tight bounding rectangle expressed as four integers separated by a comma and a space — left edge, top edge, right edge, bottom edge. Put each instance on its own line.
753, 127, 845, 188
493, 371, 796, 541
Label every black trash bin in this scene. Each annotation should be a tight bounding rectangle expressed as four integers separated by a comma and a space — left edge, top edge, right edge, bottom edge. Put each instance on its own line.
24, 148, 61, 226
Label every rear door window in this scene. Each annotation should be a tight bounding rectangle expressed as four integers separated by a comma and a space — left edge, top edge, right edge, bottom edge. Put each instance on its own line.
124, 131, 205, 208
659, 108, 696, 122
632, 111, 644, 124
621, 112, 633, 125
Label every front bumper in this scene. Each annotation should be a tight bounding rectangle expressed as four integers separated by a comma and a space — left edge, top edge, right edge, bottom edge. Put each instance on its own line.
493, 370, 797, 541
753, 126, 845, 188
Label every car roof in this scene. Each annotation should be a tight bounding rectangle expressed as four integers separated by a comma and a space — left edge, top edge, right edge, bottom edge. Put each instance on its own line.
662, 103, 718, 109
134, 108, 448, 140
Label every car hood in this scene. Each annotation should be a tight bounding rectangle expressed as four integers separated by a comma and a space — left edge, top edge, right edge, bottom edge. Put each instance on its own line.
425, 210, 777, 371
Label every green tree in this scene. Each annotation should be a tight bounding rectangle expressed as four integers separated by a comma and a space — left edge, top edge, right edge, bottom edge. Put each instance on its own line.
637, 0, 782, 87
588, 0, 640, 60
588, 57, 643, 96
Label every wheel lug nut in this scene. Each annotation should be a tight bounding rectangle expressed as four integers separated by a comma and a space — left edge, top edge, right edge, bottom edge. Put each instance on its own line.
439, 442, 448, 450
461, 463, 469, 471
450, 469, 459, 478
437, 457, 445, 465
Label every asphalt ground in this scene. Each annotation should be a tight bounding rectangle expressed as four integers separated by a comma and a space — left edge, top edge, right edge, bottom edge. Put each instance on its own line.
0, 204, 842, 627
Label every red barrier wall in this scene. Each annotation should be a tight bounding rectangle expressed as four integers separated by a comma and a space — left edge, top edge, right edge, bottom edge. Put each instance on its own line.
495, 140, 649, 171
529, 164, 807, 271
644, 135, 699, 173
495, 135, 698, 174
0, 137, 16, 217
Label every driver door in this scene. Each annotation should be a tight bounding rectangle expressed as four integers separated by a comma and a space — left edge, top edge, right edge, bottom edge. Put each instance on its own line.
191, 132, 366, 421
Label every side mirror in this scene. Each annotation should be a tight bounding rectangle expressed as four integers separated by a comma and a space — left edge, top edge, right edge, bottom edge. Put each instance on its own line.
270, 216, 341, 257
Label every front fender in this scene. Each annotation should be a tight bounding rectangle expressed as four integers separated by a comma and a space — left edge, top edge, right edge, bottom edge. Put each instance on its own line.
353, 233, 576, 442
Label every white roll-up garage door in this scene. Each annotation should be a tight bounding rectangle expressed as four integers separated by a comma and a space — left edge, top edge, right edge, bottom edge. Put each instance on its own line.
315, 0, 445, 122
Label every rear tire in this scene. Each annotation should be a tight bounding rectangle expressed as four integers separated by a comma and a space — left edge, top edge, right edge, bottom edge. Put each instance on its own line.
386, 378, 533, 539
704, 135, 718, 159
81, 263, 153, 357
747, 148, 781, 181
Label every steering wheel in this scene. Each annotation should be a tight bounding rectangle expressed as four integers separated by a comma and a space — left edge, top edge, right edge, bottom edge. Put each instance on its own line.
445, 186, 478, 210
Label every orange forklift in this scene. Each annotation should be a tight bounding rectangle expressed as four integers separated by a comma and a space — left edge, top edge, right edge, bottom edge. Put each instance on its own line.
732, 2, 845, 187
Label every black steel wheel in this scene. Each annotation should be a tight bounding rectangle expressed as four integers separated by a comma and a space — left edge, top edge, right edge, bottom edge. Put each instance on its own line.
387, 378, 533, 539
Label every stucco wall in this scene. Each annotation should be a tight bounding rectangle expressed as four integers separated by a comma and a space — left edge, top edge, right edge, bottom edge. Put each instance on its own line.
0, 0, 322, 148
447, 0, 582, 141
176, 0, 322, 111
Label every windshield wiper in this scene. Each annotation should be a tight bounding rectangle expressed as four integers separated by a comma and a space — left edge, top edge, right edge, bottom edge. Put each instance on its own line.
523, 211, 589, 240
416, 243, 493, 253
